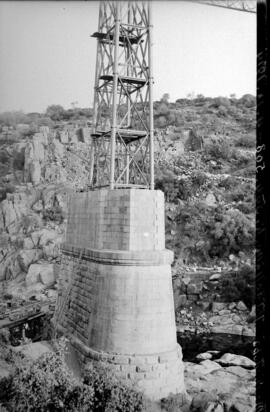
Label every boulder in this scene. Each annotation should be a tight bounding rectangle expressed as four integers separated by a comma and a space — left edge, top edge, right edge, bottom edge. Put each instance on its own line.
175, 293, 187, 308
30, 160, 41, 185
39, 126, 50, 134
182, 276, 191, 285
211, 302, 227, 312
43, 240, 61, 259
197, 301, 210, 311
0, 200, 17, 233
187, 282, 203, 295
25, 264, 42, 286
209, 274, 221, 281
39, 264, 55, 285
225, 366, 254, 379
199, 360, 222, 374
69, 132, 79, 143
24, 136, 45, 183
215, 353, 255, 369
32, 199, 43, 212
23, 237, 35, 249
80, 127, 90, 143
0, 254, 22, 281
236, 301, 248, 312
47, 289, 57, 299
218, 309, 231, 316
185, 360, 221, 377
185, 363, 255, 412
30, 228, 59, 247
26, 263, 54, 286
52, 139, 64, 159
204, 192, 217, 207
17, 249, 42, 272
196, 352, 213, 361
58, 131, 69, 144
38, 228, 59, 247
33, 132, 48, 147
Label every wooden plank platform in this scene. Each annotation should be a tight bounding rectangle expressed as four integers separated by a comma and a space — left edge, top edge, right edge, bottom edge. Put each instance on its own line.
91, 129, 147, 143
100, 75, 146, 86
91, 31, 142, 45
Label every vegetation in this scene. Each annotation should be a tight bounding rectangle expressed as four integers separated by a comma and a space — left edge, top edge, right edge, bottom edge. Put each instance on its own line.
0, 339, 146, 412
42, 206, 65, 224
218, 265, 255, 309
166, 202, 255, 264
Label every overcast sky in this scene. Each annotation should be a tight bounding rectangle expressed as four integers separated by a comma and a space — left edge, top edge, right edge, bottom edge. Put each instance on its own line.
0, 1, 256, 113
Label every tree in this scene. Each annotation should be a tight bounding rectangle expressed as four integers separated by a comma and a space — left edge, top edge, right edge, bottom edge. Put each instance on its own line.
161, 93, 170, 103
45, 105, 65, 121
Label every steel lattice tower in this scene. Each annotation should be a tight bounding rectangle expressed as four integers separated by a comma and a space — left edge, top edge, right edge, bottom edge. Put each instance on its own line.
89, 1, 154, 190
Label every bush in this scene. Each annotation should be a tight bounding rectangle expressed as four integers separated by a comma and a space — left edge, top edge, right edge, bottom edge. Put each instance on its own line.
21, 214, 42, 234
0, 151, 9, 164
42, 206, 64, 224
218, 176, 238, 190
204, 139, 234, 161
0, 184, 16, 202
0, 339, 146, 412
235, 201, 254, 215
219, 265, 255, 309
191, 171, 207, 189
172, 203, 255, 264
160, 393, 187, 412
13, 151, 25, 170
0, 340, 94, 411
208, 208, 255, 258
235, 134, 256, 149
83, 363, 145, 412
223, 180, 254, 204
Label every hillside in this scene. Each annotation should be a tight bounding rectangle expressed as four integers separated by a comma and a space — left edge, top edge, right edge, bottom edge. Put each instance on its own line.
0, 95, 255, 316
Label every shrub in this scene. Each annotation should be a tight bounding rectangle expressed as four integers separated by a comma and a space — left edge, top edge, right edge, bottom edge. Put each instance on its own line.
83, 363, 145, 412
208, 208, 255, 258
0, 151, 9, 164
235, 201, 254, 215
204, 139, 234, 161
0, 339, 146, 412
21, 214, 42, 234
235, 134, 256, 149
42, 206, 64, 224
155, 169, 179, 202
13, 151, 25, 170
0, 342, 94, 411
0, 185, 16, 202
210, 97, 231, 108
219, 265, 255, 309
218, 176, 239, 190
191, 171, 207, 189
223, 181, 254, 204
160, 393, 188, 412
172, 204, 255, 264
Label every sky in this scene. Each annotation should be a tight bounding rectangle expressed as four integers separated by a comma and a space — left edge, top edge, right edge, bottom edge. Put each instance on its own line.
0, 1, 256, 113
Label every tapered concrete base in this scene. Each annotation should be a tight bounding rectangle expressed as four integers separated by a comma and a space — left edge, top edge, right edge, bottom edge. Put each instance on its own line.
54, 189, 185, 400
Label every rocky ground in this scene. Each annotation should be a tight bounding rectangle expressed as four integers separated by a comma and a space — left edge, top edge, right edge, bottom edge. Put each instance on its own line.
0, 97, 256, 410
0, 340, 256, 412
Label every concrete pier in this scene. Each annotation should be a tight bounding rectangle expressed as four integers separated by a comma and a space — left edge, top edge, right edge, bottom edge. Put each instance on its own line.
54, 189, 185, 400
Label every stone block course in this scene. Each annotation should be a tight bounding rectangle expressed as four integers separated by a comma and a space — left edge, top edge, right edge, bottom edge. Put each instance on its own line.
54, 189, 185, 400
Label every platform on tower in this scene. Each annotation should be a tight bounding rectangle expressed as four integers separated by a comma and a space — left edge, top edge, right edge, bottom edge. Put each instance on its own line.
91, 128, 147, 143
